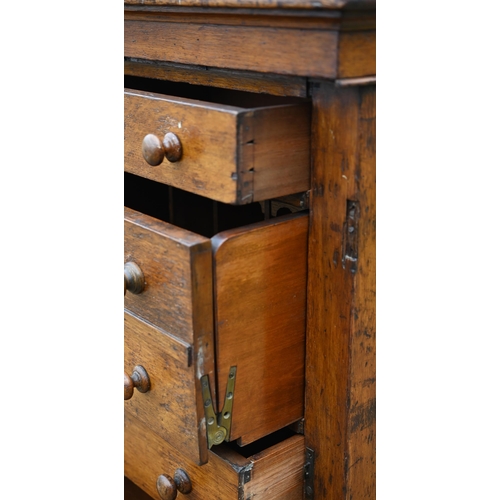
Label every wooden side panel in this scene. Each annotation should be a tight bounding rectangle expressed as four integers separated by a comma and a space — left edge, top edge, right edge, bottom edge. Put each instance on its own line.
125, 21, 338, 78
245, 434, 305, 500
125, 90, 239, 205
124, 207, 213, 344
239, 103, 311, 203
125, 412, 240, 500
212, 212, 308, 445
305, 82, 375, 499
338, 30, 376, 78
346, 85, 376, 499
124, 311, 213, 465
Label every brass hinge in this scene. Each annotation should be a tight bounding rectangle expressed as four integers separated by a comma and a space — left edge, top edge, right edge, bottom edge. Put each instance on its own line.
201, 366, 237, 448
304, 447, 315, 500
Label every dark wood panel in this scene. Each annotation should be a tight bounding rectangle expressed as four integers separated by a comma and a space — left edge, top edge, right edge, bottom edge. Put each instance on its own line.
125, 477, 154, 500
125, 20, 338, 78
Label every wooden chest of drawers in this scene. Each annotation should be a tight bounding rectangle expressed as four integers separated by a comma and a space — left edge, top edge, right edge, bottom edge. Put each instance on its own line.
124, 205, 308, 465
124, 2, 376, 500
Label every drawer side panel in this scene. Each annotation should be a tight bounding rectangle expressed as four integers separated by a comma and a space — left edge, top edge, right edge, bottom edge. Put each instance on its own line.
212, 212, 309, 445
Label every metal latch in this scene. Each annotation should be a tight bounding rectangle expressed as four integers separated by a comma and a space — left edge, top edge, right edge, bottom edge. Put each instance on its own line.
304, 447, 315, 499
201, 366, 237, 448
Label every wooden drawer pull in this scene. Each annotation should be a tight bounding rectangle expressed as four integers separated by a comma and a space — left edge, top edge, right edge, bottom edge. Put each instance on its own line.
156, 470, 192, 500
124, 365, 150, 400
142, 132, 182, 166
124, 261, 145, 295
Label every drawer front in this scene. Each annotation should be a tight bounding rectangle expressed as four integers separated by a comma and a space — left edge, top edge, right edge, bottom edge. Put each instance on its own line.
125, 311, 213, 465
125, 206, 307, 456
125, 410, 305, 500
124, 207, 213, 345
124, 89, 310, 205
124, 206, 215, 465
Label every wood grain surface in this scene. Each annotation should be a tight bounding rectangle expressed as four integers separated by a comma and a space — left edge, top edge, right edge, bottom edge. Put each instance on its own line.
212, 212, 308, 445
338, 30, 376, 78
305, 82, 375, 499
125, 410, 305, 500
125, 19, 339, 78
124, 207, 213, 344
125, 89, 310, 204
124, 309, 214, 465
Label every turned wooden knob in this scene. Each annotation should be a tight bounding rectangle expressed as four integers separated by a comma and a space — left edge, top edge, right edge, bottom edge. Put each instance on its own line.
124, 261, 145, 295
156, 470, 192, 500
124, 365, 150, 400
142, 132, 182, 166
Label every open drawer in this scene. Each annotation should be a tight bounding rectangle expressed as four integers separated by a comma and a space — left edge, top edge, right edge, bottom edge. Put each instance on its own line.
125, 411, 305, 500
125, 179, 308, 465
124, 77, 311, 205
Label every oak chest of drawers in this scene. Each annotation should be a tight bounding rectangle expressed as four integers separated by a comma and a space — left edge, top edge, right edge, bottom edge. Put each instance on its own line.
124, 2, 376, 499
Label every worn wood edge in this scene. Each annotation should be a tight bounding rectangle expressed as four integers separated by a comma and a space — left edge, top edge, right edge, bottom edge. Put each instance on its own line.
189, 241, 216, 465
124, 309, 192, 366
124, 207, 210, 247
335, 75, 375, 86
125, 59, 308, 97
211, 210, 309, 254
125, 87, 243, 114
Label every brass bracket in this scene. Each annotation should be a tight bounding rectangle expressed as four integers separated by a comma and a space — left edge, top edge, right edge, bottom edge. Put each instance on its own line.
201, 366, 237, 448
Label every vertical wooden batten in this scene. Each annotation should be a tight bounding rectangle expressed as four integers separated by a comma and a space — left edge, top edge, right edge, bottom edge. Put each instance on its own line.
305, 82, 375, 499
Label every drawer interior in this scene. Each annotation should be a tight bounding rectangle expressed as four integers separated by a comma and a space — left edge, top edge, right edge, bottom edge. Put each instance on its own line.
125, 410, 305, 500
125, 75, 306, 109
125, 172, 301, 238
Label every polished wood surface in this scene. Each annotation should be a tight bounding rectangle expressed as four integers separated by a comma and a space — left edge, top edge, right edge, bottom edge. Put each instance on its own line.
124, 310, 214, 465
156, 470, 192, 500
125, 410, 305, 500
212, 212, 308, 445
125, 89, 310, 204
142, 132, 182, 166
305, 82, 375, 499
